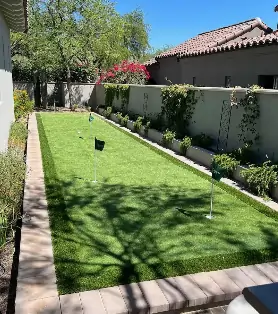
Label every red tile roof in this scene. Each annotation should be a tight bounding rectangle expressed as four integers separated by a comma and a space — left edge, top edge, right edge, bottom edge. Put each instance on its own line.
152, 18, 273, 62
144, 58, 157, 66
214, 31, 278, 53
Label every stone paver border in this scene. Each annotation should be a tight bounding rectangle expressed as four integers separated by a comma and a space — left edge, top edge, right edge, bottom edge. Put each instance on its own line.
15, 114, 59, 313
15, 113, 278, 313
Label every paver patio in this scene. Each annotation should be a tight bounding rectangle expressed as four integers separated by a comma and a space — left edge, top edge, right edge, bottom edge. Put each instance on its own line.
15, 113, 278, 313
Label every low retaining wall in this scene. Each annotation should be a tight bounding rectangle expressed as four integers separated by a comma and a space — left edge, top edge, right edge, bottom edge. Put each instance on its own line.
186, 146, 215, 168
97, 108, 278, 202
233, 165, 248, 185
127, 120, 134, 131
148, 129, 163, 144
171, 139, 181, 154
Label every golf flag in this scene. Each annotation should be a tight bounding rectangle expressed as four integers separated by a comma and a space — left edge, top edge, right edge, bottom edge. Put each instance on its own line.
95, 137, 105, 151
211, 160, 225, 181
89, 113, 94, 122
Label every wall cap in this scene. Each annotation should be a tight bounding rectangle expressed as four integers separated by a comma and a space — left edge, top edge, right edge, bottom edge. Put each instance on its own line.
14, 82, 278, 94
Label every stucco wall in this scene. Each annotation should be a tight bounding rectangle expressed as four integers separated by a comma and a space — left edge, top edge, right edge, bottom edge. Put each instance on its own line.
63, 83, 96, 108
95, 84, 278, 160
14, 82, 97, 108
148, 44, 278, 87
150, 56, 181, 86
0, 11, 13, 152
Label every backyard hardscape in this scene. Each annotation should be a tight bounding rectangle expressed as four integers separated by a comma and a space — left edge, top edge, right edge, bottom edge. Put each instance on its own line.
15, 113, 278, 314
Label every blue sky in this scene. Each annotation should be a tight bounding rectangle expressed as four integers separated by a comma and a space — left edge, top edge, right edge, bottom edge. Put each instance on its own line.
116, 0, 278, 49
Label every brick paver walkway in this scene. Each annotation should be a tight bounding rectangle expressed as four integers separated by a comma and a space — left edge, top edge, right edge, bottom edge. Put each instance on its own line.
15, 114, 59, 313
15, 113, 278, 314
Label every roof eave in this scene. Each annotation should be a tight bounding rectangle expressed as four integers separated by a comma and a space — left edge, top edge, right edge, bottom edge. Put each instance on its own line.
179, 39, 278, 59
0, 0, 28, 32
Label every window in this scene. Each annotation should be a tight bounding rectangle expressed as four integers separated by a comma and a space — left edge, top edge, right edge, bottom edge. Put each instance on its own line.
258, 75, 278, 89
225, 76, 231, 88
193, 77, 196, 86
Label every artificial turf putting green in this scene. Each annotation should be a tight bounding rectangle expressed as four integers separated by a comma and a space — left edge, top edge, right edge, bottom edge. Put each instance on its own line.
37, 112, 278, 294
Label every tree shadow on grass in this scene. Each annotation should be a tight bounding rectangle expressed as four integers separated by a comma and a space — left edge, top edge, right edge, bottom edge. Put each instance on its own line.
41, 175, 278, 296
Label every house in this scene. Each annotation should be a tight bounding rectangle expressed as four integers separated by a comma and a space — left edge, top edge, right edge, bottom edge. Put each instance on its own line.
0, 0, 28, 152
146, 18, 278, 89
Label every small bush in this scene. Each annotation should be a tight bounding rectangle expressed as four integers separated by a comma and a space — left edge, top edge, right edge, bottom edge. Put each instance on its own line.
213, 154, 239, 178
72, 104, 78, 111
103, 106, 113, 118
180, 136, 192, 155
144, 121, 151, 136
241, 161, 278, 198
134, 116, 143, 133
8, 121, 28, 150
192, 133, 213, 149
0, 147, 26, 248
13, 90, 34, 121
162, 129, 176, 147
117, 112, 129, 127
121, 115, 129, 127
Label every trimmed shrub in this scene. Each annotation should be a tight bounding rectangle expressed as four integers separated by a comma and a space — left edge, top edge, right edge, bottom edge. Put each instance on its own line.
8, 121, 28, 150
13, 90, 34, 121
103, 106, 113, 118
213, 154, 240, 178
241, 161, 278, 198
134, 116, 143, 133
144, 121, 151, 136
116, 112, 129, 127
180, 136, 192, 155
162, 129, 176, 147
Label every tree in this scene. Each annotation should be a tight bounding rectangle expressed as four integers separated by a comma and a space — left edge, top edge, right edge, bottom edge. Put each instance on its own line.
140, 45, 174, 63
11, 0, 150, 109
123, 9, 150, 60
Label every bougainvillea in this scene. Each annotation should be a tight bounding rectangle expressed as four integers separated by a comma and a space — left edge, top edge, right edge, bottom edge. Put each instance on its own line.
97, 60, 150, 85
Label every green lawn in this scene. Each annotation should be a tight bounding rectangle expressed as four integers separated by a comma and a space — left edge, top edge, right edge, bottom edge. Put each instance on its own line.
37, 113, 278, 294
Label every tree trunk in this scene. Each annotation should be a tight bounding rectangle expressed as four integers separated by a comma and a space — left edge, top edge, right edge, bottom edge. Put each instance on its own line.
41, 70, 47, 109
34, 71, 41, 108
66, 66, 73, 110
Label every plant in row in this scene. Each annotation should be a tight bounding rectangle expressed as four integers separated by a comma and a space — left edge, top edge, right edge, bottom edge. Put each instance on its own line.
116, 112, 129, 127
162, 129, 176, 147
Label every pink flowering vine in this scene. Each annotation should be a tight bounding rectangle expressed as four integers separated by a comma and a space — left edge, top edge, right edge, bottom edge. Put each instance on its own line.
97, 60, 150, 85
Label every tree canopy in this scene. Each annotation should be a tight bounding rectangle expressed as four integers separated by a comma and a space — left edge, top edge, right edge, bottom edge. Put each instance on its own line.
140, 45, 174, 63
12, 0, 150, 83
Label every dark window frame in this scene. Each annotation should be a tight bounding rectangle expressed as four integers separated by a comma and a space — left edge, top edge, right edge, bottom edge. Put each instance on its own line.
192, 77, 196, 86
225, 76, 231, 88
258, 75, 278, 89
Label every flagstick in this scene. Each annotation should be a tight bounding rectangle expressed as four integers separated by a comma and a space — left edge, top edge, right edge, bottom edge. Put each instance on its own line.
90, 121, 93, 139
93, 146, 97, 183
206, 177, 214, 219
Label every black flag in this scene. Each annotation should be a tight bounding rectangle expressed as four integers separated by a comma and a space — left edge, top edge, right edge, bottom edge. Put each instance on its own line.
95, 137, 105, 151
